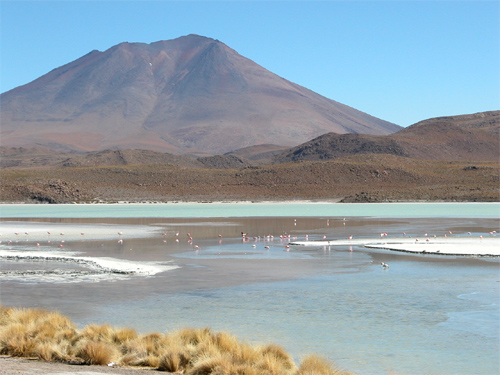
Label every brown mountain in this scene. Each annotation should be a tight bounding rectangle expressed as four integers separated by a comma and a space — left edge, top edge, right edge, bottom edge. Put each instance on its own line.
0, 34, 399, 154
274, 111, 500, 163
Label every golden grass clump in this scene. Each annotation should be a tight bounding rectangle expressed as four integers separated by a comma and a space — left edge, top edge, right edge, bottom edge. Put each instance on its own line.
112, 327, 137, 344
158, 351, 190, 372
75, 339, 120, 365
0, 306, 357, 374
297, 354, 356, 375
79, 323, 114, 342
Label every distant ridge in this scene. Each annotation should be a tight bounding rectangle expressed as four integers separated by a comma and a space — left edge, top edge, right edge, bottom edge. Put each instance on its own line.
0, 34, 399, 154
274, 111, 500, 163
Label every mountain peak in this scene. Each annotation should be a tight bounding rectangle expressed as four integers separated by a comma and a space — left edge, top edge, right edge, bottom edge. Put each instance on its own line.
0, 35, 400, 154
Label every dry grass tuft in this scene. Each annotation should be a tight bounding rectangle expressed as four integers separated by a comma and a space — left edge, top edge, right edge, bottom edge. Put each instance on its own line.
112, 327, 137, 344
0, 306, 357, 374
158, 351, 190, 372
261, 343, 296, 371
297, 354, 355, 375
75, 340, 120, 365
79, 323, 114, 342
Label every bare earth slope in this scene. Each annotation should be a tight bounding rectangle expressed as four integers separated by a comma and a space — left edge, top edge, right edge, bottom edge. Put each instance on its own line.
1, 154, 498, 203
274, 111, 500, 163
0, 34, 399, 155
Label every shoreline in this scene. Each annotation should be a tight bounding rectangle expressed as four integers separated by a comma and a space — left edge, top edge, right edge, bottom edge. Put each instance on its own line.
2, 199, 499, 205
0, 356, 153, 375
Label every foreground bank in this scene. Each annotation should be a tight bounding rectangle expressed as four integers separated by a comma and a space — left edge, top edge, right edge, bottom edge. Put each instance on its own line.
0, 306, 354, 375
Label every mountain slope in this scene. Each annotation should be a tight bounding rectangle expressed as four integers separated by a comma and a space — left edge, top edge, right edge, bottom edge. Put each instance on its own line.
274, 111, 500, 163
0, 34, 399, 154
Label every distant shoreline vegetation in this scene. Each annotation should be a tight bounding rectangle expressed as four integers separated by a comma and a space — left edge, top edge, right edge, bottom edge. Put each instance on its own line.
0, 306, 355, 375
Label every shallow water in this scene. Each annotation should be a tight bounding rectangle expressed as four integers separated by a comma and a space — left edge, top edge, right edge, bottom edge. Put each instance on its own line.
2, 201, 499, 218
1, 203, 499, 375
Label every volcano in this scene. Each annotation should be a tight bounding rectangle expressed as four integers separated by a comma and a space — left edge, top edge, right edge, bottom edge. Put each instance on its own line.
0, 34, 400, 154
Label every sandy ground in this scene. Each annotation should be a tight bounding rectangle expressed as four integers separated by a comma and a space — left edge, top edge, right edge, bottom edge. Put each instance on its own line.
0, 356, 162, 375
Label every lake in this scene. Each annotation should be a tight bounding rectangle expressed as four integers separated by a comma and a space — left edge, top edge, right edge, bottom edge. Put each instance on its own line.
1, 202, 499, 375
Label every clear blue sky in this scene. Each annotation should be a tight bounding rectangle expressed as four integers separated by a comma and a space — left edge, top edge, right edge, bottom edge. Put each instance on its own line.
1, 0, 498, 127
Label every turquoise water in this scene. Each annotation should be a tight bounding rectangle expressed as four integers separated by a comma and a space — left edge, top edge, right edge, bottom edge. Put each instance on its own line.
1, 203, 499, 375
1, 202, 499, 218
93, 261, 499, 375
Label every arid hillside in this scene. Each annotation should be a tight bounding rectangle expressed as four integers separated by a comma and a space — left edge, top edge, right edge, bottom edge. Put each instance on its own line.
1, 111, 498, 203
274, 111, 500, 163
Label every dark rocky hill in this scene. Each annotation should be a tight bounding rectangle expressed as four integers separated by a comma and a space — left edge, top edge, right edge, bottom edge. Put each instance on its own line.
225, 144, 289, 164
274, 111, 500, 163
197, 155, 251, 169
0, 34, 399, 155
